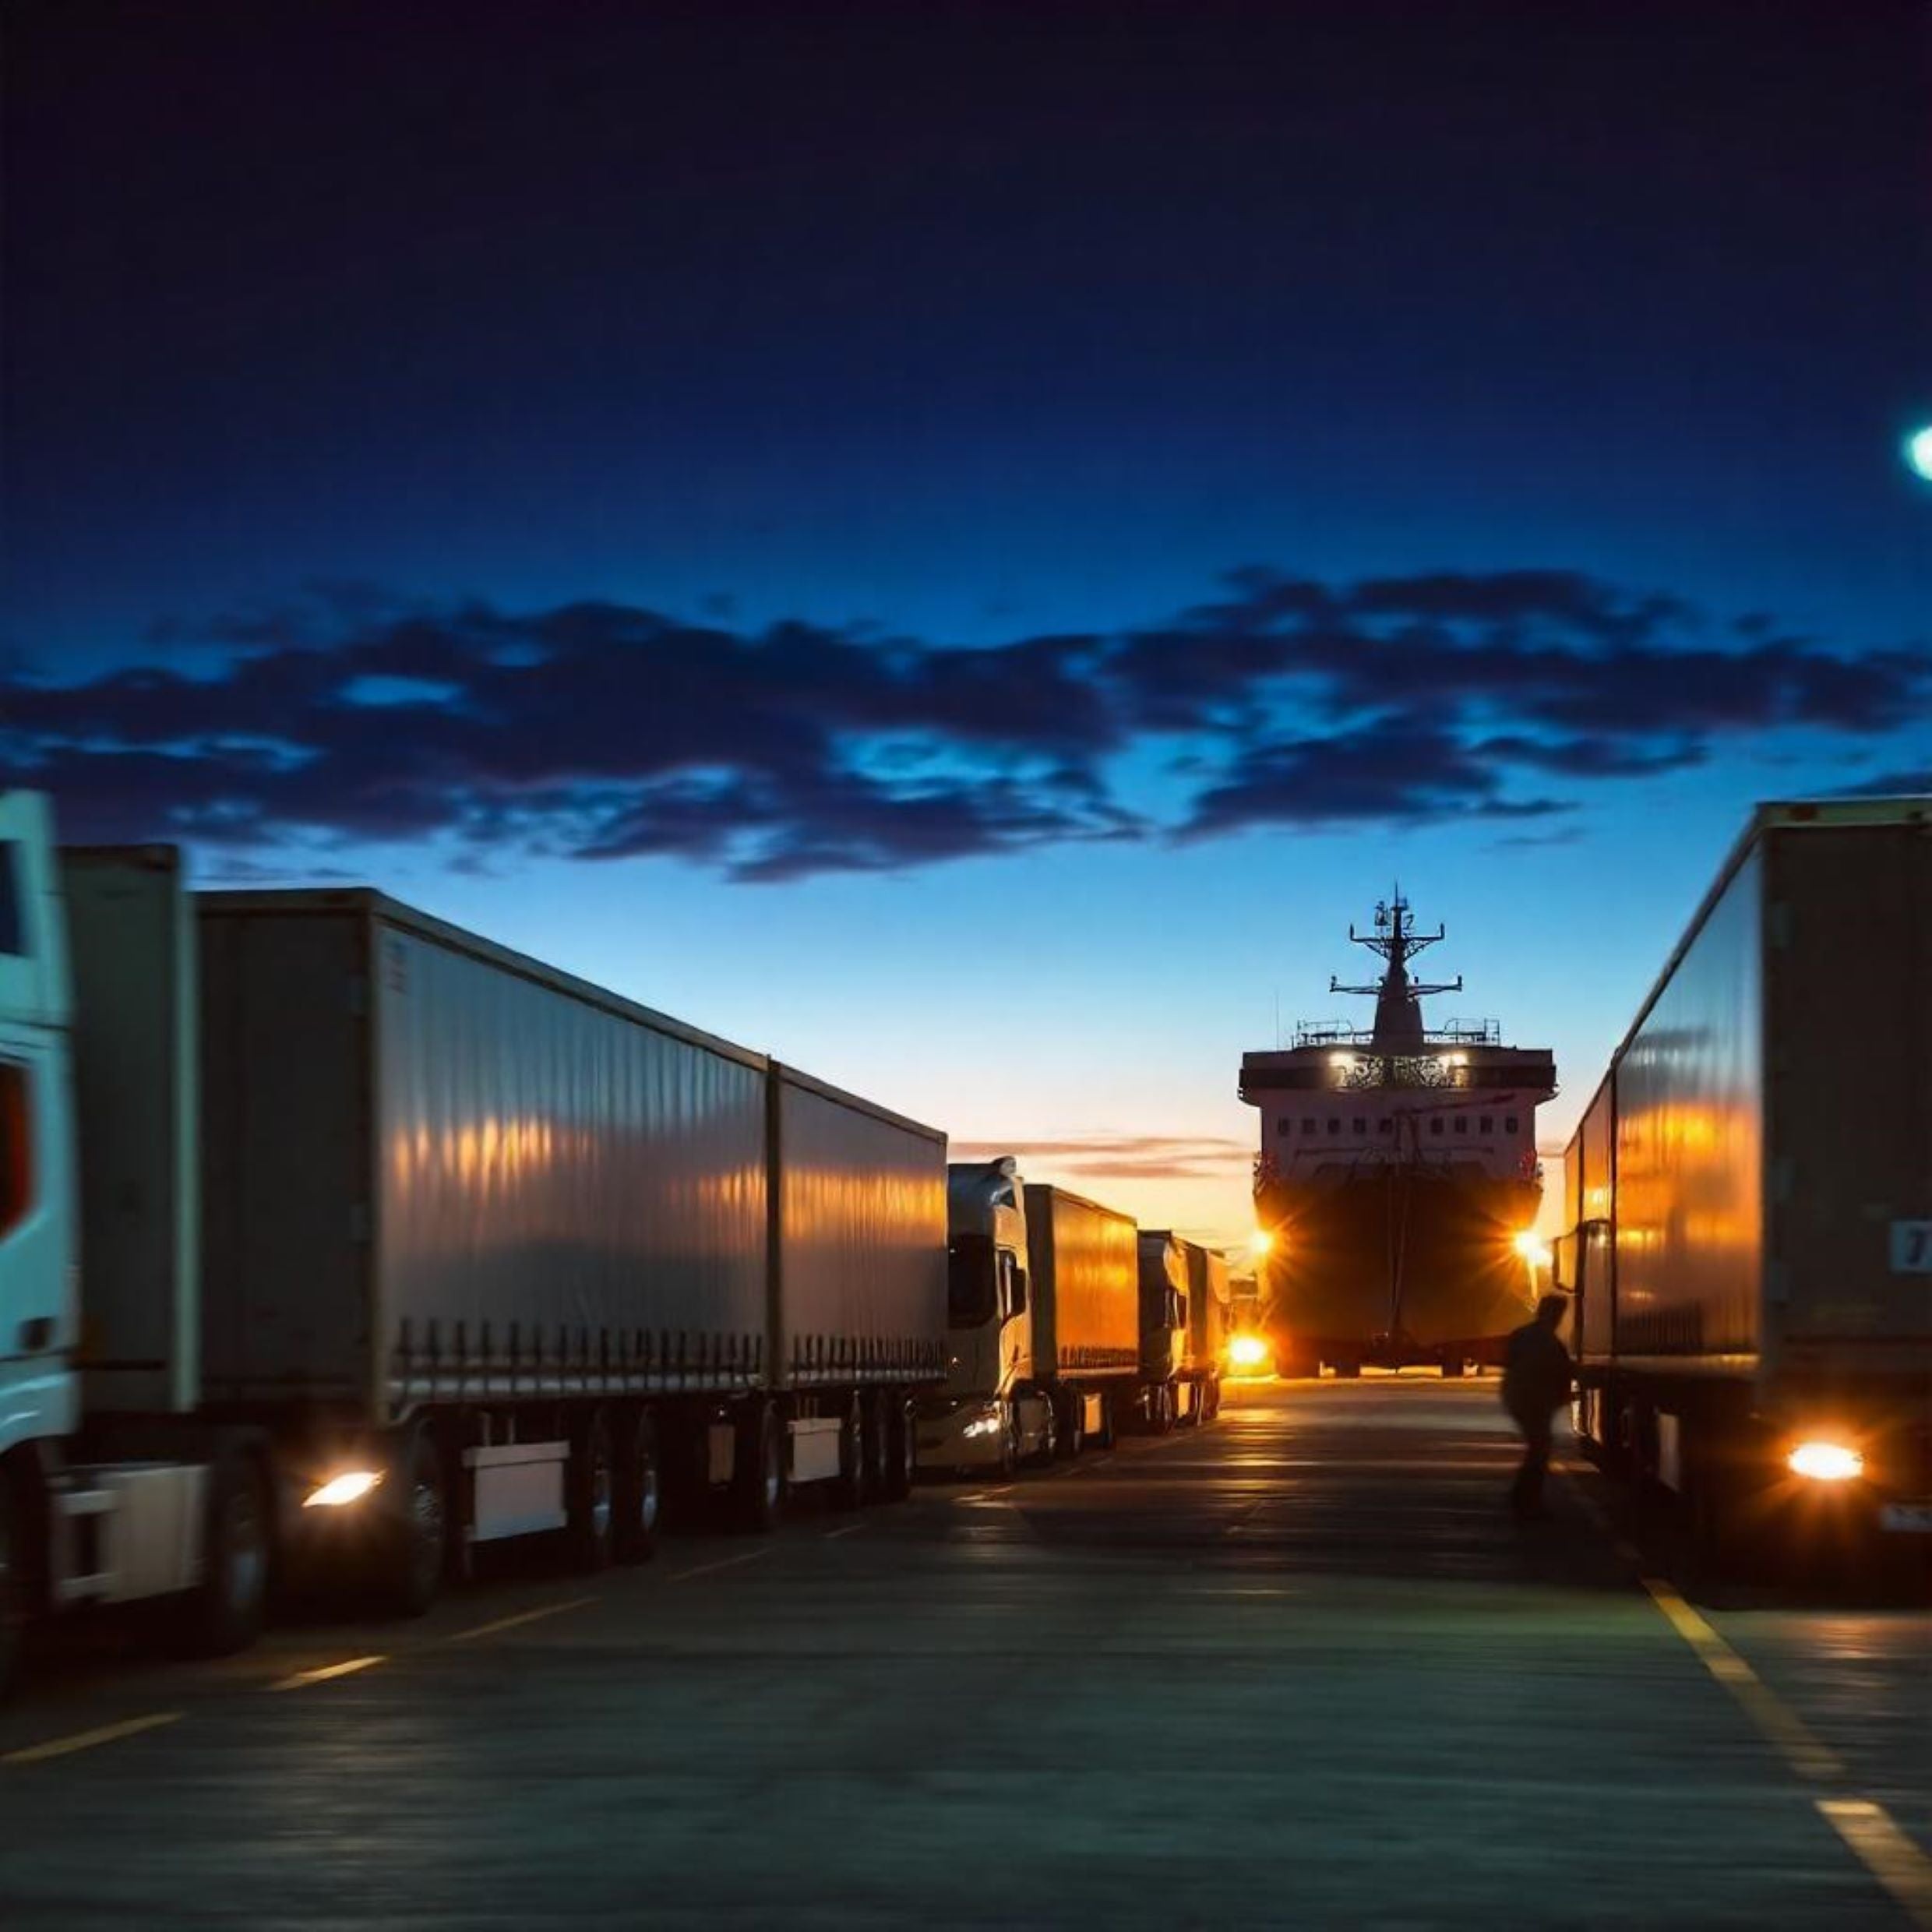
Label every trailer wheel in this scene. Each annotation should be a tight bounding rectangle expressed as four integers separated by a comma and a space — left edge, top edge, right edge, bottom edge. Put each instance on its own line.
0, 1468, 26, 1698
861, 1391, 893, 1504
998, 1406, 1020, 1479
1092, 1394, 1116, 1451
566, 1409, 617, 1571
734, 1401, 784, 1533
886, 1398, 916, 1500
174, 1448, 269, 1658
1441, 1356, 1466, 1380
1053, 1389, 1082, 1461
830, 1399, 866, 1511
615, 1411, 661, 1564
1334, 1360, 1362, 1380
1151, 1384, 1176, 1434
382, 1426, 446, 1617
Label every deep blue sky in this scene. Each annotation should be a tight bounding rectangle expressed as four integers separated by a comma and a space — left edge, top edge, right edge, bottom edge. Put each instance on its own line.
5, 2, 1928, 1243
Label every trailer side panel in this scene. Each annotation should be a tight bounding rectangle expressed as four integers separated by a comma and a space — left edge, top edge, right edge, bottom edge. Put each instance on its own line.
774, 1070, 947, 1388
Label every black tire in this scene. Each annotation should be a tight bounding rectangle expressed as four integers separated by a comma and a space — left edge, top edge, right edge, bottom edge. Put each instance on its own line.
1152, 1384, 1176, 1435
733, 1401, 784, 1533
1334, 1361, 1363, 1380
0, 1468, 27, 1700
173, 1448, 270, 1658
381, 1426, 446, 1617
1442, 1357, 1465, 1380
615, 1410, 661, 1566
862, 1391, 893, 1504
1091, 1393, 1116, 1451
997, 1407, 1019, 1479
567, 1409, 617, 1572
830, 1399, 865, 1511
886, 1397, 916, 1500
1054, 1390, 1082, 1461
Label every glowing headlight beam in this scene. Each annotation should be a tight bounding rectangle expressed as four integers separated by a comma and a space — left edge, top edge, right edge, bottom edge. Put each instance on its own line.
1786, 1441, 1863, 1483
1229, 1334, 1270, 1370
302, 1469, 386, 1510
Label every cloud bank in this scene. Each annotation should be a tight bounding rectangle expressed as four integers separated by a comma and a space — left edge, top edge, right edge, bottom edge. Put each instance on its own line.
5, 570, 1924, 879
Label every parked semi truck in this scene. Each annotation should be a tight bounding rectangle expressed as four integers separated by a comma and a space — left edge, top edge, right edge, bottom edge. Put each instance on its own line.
1130, 1233, 1225, 1429
918, 1164, 1140, 1472
0, 794, 948, 1689
1556, 799, 1930, 1571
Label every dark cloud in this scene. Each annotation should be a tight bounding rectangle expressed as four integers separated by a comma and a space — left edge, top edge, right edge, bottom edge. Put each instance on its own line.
5, 570, 1925, 878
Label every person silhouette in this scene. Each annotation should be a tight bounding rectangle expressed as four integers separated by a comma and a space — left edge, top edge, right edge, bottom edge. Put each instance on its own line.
1501, 1293, 1572, 1520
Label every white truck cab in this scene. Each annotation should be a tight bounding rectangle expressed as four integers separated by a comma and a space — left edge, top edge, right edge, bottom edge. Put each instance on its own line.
917, 1158, 1058, 1472
0, 795, 268, 1694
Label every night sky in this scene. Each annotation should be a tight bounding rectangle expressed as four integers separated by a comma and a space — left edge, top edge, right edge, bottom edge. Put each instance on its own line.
5, 2, 1928, 1245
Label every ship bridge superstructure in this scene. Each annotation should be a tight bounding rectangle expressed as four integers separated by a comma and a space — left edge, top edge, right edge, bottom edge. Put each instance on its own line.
1240, 894, 1555, 1195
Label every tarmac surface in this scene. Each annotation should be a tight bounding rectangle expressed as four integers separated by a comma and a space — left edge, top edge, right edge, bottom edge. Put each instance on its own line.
2, 1376, 1927, 1930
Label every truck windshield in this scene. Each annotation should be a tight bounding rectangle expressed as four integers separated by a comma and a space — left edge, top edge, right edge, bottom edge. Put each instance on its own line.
947, 1234, 996, 1327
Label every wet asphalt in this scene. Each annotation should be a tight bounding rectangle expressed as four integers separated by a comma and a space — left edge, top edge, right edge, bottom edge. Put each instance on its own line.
1, 1377, 1926, 1930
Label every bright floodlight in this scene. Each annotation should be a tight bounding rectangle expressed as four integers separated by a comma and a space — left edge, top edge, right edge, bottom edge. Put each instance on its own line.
1250, 1228, 1275, 1258
1229, 1334, 1270, 1370
1513, 1231, 1552, 1268
1907, 425, 1932, 481
1786, 1440, 1863, 1482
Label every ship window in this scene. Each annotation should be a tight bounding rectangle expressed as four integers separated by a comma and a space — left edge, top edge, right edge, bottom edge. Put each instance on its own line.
1378, 1118, 1393, 1134
1481, 1116, 1495, 1135
1506, 1116, 1519, 1133
1302, 1118, 1317, 1135
1454, 1116, 1468, 1135
1430, 1117, 1444, 1135
1352, 1116, 1366, 1135
1276, 1119, 1292, 1137
1327, 1117, 1341, 1135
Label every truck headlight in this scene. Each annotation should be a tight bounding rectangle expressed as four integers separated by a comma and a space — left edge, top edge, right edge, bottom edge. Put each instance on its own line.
961, 1408, 1005, 1440
1229, 1334, 1269, 1370
1786, 1441, 1863, 1483
302, 1469, 386, 1509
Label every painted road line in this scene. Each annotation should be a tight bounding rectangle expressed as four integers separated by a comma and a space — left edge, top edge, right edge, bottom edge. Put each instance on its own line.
269, 1654, 387, 1693
2, 1711, 182, 1767
447, 1595, 599, 1643
1638, 1577, 1845, 1782
822, 1523, 866, 1540
669, 1548, 774, 1582
1817, 1799, 1932, 1931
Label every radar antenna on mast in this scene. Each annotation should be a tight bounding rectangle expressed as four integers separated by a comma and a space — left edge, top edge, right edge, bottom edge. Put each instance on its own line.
1327, 890, 1461, 1050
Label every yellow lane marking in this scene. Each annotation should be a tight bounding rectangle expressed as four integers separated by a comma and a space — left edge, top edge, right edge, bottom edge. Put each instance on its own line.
269, 1654, 387, 1693
822, 1524, 866, 1540
447, 1595, 598, 1643
1638, 1578, 1844, 1782
2, 1711, 183, 1766
669, 1548, 773, 1582
1817, 1800, 1932, 1930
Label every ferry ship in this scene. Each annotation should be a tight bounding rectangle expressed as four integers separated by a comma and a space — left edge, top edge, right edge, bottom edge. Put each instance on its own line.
1239, 895, 1555, 1376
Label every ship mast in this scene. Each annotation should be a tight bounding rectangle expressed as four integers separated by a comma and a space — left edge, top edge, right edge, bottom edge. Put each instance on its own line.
1328, 889, 1461, 1052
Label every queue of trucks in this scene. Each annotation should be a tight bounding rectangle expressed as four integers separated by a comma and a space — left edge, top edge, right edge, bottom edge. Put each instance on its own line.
1554, 799, 1930, 1570
0, 792, 1230, 1691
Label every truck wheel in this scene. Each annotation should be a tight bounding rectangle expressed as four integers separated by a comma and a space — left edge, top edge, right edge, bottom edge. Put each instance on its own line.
1441, 1356, 1466, 1380
886, 1398, 916, 1500
733, 1402, 784, 1533
830, 1399, 865, 1511
174, 1449, 270, 1658
862, 1391, 892, 1504
1054, 1391, 1082, 1461
382, 1426, 446, 1617
568, 1409, 616, 1571
1334, 1361, 1362, 1380
998, 1408, 1019, 1479
1152, 1384, 1176, 1434
615, 1411, 661, 1565
1092, 1394, 1116, 1451
0, 1470, 26, 1698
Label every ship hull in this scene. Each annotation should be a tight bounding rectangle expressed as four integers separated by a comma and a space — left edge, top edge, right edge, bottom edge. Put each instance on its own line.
1256, 1164, 1542, 1370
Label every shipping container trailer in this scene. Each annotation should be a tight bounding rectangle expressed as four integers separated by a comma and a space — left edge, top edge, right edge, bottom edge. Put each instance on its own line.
1557, 799, 1930, 1570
